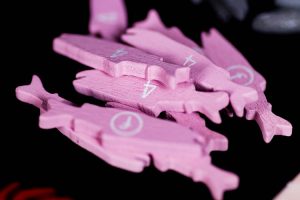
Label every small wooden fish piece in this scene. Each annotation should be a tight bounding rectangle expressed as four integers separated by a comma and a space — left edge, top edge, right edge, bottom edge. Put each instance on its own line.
133, 9, 204, 54
106, 102, 229, 153
15, 75, 71, 111
74, 70, 229, 123
15, 75, 149, 172
132, 13, 292, 142
42, 99, 238, 200
122, 28, 258, 117
201, 28, 293, 143
166, 112, 229, 153
89, 0, 127, 40
53, 34, 190, 89
16, 76, 239, 200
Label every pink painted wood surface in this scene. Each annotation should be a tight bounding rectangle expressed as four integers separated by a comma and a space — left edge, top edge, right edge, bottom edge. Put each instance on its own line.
15, 75, 147, 172
89, 0, 127, 40
167, 112, 228, 153
48, 99, 238, 200
53, 33, 190, 89
41, 100, 206, 154
106, 101, 139, 112
274, 173, 300, 200
133, 9, 204, 54
128, 12, 292, 142
106, 102, 228, 153
74, 70, 229, 123
16, 76, 238, 200
40, 101, 238, 200
122, 28, 258, 117
201, 29, 292, 143
201, 29, 266, 91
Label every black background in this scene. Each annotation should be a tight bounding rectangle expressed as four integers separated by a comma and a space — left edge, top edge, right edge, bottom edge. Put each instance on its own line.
2, 0, 300, 199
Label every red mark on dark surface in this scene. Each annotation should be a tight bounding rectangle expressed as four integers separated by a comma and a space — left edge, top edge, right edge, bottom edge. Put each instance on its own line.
0, 182, 72, 200
0, 182, 20, 200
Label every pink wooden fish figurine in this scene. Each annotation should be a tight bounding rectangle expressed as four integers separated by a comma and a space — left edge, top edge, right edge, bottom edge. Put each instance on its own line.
274, 173, 300, 200
201, 28, 292, 143
42, 100, 238, 200
133, 9, 204, 54
122, 28, 258, 117
16, 75, 148, 172
105, 102, 229, 153
166, 112, 229, 153
74, 70, 229, 124
130, 12, 292, 142
53, 33, 190, 89
16, 76, 239, 200
89, 0, 127, 40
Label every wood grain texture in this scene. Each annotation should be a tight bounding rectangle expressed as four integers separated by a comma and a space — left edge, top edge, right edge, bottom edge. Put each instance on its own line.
74, 70, 229, 123
167, 112, 228, 153
41, 100, 239, 200
128, 12, 292, 143
15, 75, 147, 172
15, 76, 238, 200
201, 28, 292, 143
133, 9, 204, 54
53, 33, 190, 89
106, 102, 229, 153
122, 28, 258, 117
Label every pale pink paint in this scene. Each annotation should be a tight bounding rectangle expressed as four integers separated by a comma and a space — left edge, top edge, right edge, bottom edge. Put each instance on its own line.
106, 102, 229, 153
74, 70, 229, 124
166, 112, 228, 153
130, 10, 292, 142
89, 0, 127, 40
15, 76, 147, 172
16, 76, 238, 200
134, 9, 203, 54
122, 28, 258, 117
201, 29, 292, 143
274, 173, 300, 200
53, 33, 190, 89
